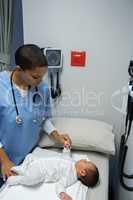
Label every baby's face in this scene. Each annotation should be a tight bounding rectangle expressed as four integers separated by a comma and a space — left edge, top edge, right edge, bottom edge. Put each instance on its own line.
76, 159, 96, 177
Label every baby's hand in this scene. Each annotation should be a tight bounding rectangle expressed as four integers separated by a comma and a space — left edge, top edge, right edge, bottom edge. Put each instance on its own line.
60, 192, 72, 200
64, 141, 71, 149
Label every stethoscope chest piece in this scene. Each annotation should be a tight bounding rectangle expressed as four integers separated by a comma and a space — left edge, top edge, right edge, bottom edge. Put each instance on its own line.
33, 119, 37, 123
16, 115, 23, 125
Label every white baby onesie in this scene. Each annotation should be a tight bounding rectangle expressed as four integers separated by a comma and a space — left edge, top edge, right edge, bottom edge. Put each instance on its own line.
7, 149, 77, 197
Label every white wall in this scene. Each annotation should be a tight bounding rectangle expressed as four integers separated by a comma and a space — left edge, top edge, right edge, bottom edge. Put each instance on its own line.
22, 1, 133, 198
22, 0, 133, 127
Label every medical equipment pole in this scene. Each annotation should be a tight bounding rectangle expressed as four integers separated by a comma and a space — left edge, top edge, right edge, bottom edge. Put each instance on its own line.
119, 61, 133, 191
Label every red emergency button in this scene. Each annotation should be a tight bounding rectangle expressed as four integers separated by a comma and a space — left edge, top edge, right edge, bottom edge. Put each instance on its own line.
71, 51, 86, 67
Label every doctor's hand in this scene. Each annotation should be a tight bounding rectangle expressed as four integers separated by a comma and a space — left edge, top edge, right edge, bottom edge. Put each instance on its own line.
61, 134, 72, 148
1, 159, 16, 181
50, 131, 72, 147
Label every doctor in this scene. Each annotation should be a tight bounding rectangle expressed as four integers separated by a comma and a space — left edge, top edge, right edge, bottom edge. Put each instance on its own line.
0, 44, 71, 186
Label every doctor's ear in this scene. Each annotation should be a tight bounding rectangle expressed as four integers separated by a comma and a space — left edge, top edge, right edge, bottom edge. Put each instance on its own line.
15, 65, 23, 71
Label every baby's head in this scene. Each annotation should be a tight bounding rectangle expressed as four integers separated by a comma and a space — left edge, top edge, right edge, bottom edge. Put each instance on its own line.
75, 159, 99, 188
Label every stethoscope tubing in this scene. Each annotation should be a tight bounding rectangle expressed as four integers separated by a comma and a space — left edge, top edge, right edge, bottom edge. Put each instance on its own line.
10, 71, 39, 124
10, 71, 20, 116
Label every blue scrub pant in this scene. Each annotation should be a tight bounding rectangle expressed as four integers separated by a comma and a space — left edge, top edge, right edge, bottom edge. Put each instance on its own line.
0, 178, 4, 187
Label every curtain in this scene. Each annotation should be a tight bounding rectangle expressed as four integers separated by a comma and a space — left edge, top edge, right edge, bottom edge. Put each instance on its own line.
0, 0, 15, 70
10, 0, 24, 68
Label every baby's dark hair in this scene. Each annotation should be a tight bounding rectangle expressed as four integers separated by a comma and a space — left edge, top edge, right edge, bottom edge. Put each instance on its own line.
78, 166, 99, 188
15, 44, 48, 70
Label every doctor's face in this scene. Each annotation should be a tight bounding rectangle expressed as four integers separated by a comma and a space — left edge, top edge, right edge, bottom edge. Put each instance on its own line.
21, 66, 48, 87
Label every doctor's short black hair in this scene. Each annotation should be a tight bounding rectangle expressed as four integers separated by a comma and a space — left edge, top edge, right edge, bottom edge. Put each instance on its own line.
15, 44, 48, 70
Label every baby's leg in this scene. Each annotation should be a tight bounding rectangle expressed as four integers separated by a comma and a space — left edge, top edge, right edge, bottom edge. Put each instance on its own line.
8, 161, 45, 186
7, 175, 24, 186
7, 173, 44, 186
11, 154, 37, 175
7, 175, 42, 186
20, 154, 37, 169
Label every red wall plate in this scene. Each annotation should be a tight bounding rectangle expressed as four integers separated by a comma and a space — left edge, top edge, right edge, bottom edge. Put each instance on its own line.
71, 51, 86, 67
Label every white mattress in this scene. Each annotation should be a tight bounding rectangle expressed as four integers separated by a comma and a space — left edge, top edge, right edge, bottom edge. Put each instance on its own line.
0, 147, 109, 200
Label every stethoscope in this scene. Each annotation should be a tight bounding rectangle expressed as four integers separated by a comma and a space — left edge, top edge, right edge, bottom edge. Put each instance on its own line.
10, 71, 42, 125
50, 71, 61, 99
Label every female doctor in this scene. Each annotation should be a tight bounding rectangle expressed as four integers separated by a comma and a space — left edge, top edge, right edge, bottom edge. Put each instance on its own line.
0, 44, 71, 186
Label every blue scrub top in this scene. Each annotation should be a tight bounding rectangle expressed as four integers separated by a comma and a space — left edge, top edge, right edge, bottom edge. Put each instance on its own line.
0, 71, 51, 165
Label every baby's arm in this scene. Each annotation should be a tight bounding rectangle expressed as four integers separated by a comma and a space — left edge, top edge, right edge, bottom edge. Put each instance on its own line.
62, 143, 71, 159
55, 176, 75, 200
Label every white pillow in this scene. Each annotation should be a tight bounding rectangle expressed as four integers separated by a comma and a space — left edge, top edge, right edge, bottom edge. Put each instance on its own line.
39, 118, 115, 155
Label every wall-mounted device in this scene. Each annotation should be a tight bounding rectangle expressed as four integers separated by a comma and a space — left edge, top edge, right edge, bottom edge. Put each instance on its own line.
43, 48, 63, 69
49, 71, 61, 99
42, 47, 62, 100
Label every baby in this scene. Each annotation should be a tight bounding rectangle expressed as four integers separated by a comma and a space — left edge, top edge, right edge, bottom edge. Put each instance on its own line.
7, 147, 99, 200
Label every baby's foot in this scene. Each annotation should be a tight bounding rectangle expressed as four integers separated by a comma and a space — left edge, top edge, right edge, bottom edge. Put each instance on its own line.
6, 176, 22, 186
11, 166, 25, 175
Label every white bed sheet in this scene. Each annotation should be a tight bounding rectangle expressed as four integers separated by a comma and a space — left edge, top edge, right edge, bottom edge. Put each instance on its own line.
0, 147, 109, 200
